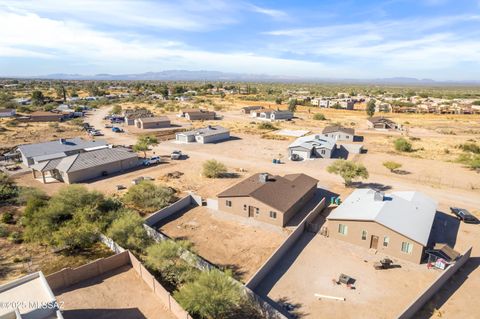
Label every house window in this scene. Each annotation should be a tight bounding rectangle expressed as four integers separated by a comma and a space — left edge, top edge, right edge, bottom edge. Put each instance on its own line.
401, 241, 413, 254
361, 230, 367, 240
243, 204, 247, 211
383, 237, 390, 247
256, 208, 260, 214
338, 224, 348, 235
226, 200, 232, 207
321, 149, 326, 155
270, 211, 277, 219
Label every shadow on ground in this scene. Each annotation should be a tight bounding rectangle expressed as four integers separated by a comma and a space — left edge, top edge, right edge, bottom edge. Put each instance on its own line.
62, 308, 147, 319
350, 181, 392, 191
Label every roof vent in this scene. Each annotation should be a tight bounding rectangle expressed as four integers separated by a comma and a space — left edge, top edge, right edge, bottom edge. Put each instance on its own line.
59, 138, 66, 144
259, 173, 269, 183
374, 191, 384, 201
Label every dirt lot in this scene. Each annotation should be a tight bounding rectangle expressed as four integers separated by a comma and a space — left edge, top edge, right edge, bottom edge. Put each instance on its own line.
256, 229, 439, 319
55, 265, 177, 319
155, 206, 287, 282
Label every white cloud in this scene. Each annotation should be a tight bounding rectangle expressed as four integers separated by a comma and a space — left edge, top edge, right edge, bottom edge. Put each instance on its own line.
249, 5, 288, 19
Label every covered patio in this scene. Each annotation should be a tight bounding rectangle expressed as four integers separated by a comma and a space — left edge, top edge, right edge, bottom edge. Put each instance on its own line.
30, 159, 64, 184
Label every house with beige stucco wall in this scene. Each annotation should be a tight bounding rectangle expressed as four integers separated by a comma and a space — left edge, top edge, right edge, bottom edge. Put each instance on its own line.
326, 189, 437, 263
217, 173, 318, 227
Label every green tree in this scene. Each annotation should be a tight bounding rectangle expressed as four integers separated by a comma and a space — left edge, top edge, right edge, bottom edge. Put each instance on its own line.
123, 181, 175, 213
288, 99, 297, 112
174, 269, 242, 319
31, 90, 45, 106
55, 85, 66, 101
106, 211, 150, 252
133, 134, 158, 157
202, 160, 227, 178
366, 99, 376, 117
327, 160, 369, 186
394, 138, 413, 152
145, 240, 198, 287
275, 97, 282, 105
53, 218, 98, 251
110, 104, 122, 115
383, 161, 402, 173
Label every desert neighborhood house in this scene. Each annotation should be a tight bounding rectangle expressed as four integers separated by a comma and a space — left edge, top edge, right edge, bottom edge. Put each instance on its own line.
0, 108, 16, 117
179, 108, 216, 121
367, 116, 401, 130
134, 116, 171, 129
17, 138, 108, 167
0, 271, 62, 319
241, 105, 264, 114
30, 147, 139, 184
251, 109, 293, 121
322, 125, 355, 141
326, 188, 437, 263
288, 134, 336, 160
217, 172, 318, 227
175, 125, 230, 144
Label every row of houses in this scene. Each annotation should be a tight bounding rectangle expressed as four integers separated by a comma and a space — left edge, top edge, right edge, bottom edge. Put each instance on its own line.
215, 171, 439, 264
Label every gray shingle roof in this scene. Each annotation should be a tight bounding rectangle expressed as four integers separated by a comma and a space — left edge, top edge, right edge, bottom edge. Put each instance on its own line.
179, 126, 229, 137
18, 138, 108, 158
56, 148, 138, 173
327, 189, 437, 245
322, 125, 355, 135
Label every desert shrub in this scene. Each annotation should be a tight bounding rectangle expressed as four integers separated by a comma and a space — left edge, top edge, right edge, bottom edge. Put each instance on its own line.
327, 160, 369, 186
1, 212, 14, 224
0, 172, 18, 202
257, 122, 277, 130
394, 138, 413, 152
457, 154, 480, 170
8, 231, 23, 244
145, 240, 198, 288
174, 269, 243, 319
123, 181, 175, 213
106, 211, 150, 252
0, 225, 9, 238
458, 143, 480, 154
214, 105, 223, 111
313, 113, 326, 120
202, 160, 227, 178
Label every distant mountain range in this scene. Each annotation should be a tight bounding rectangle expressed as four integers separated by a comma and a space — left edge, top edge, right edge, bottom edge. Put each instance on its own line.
4, 70, 480, 85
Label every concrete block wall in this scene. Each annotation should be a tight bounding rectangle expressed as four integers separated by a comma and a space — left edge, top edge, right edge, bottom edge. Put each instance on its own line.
145, 195, 197, 227
397, 247, 472, 319
246, 198, 326, 290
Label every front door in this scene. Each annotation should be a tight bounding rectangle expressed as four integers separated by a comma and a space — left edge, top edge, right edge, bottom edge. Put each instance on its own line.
370, 235, 379, 249
248, 206, 255, 217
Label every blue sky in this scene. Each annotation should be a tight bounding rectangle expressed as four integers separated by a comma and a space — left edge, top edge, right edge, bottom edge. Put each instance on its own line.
0, 0, 479, 80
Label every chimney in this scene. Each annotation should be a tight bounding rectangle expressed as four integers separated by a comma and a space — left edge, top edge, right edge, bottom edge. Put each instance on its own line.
259, 173, 269, 183
374, 191, 384, 201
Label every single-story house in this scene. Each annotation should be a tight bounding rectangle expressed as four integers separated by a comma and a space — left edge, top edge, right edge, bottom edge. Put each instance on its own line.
241, 106, 264, 114
134, 116, 171, 129
17, 138, 108, 167
327, 189, 437, 263
367, 116, 401, 130
0, 271, 62, 319
322, 126, 355, 141
0, 108, 16, 117
183, 109, 216, 121
123, 108, 153, 125
19, 111, 64, 122
176, 125, 230, 144
218, 173, 318, 227
31, 148, 139, 184
252, 109, 293, 121
288, 134, 336, 160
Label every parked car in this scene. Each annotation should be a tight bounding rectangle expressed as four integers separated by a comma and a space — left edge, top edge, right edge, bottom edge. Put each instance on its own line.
89, 130, 103, 136
143, 156, 161, 166
450, 207, 478, 224
112, 127, 124, 133
170, 150, 183, 160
